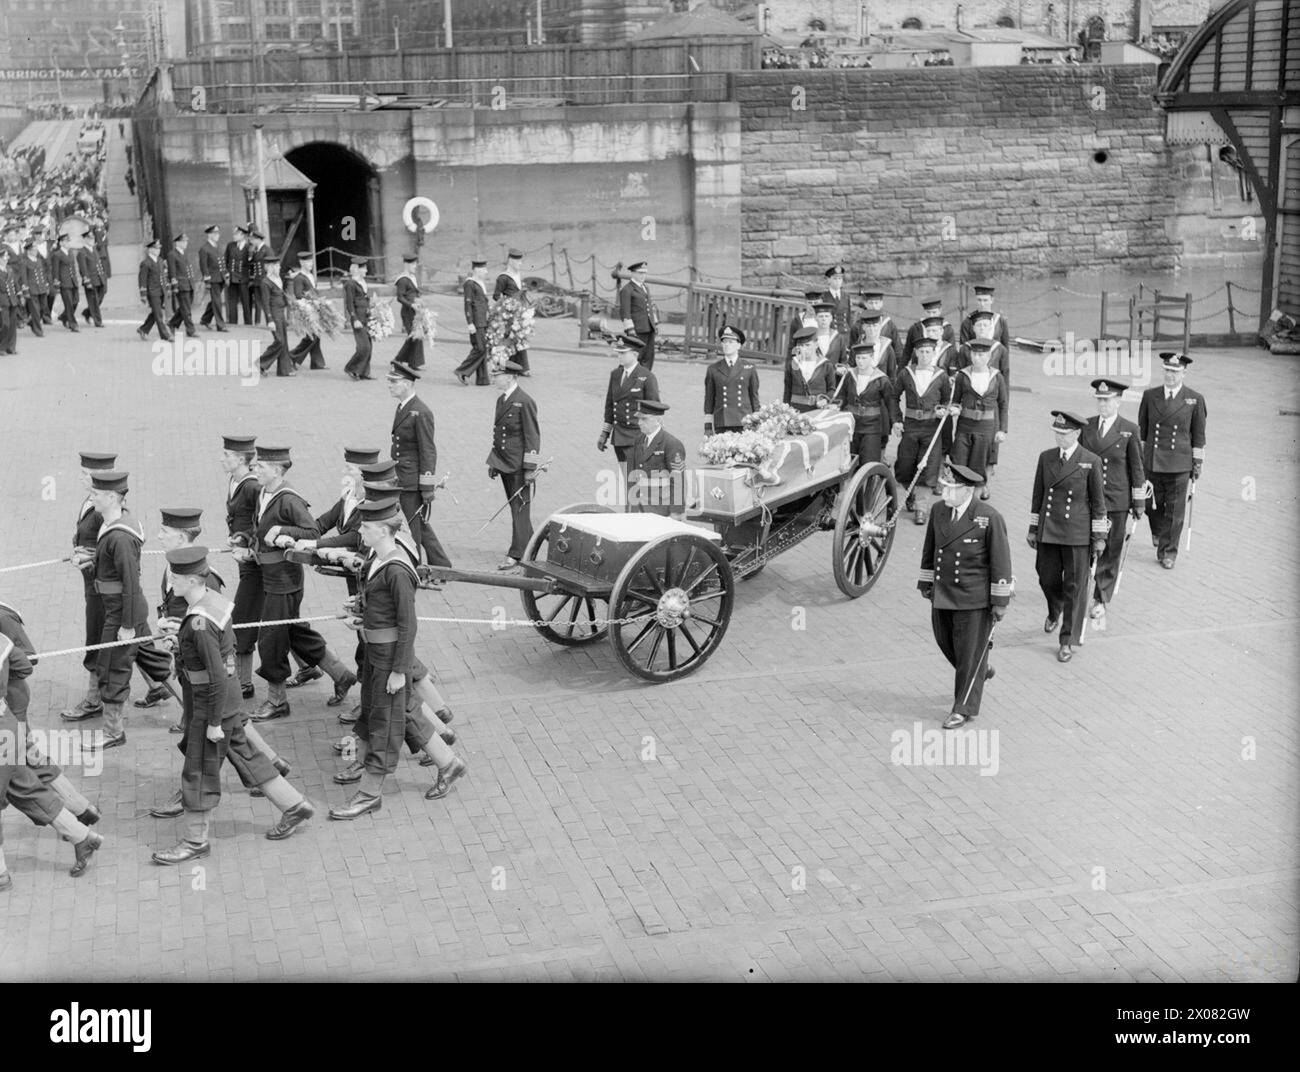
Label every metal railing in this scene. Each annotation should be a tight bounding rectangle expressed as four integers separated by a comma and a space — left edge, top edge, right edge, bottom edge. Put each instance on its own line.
169, 74, 734, 113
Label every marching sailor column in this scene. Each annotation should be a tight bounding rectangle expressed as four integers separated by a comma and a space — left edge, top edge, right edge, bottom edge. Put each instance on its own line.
488, 360, 541, 570
247, 444, 358, 722
598, 333, 658, 494
704, 325, 760, 434
1079, 378, 1145, 629
388, 360, 453, 568
1138, 352, 1207, 570
59, 451, 115, 721
919, 464, 1013, 730
1028, 412, 1108, 663
151, 546, 315, 864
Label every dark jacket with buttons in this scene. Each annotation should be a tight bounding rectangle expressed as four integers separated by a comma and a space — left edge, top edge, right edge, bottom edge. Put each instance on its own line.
1029, 447, 1107, 546
1079, 415, 1144, 513
487, 388, 541, 474
391, 394, 438, 491
1138, 385, 1206, 475
603, 363, 659, 448
704, 357, 760, 428
918, 499, 1013, 610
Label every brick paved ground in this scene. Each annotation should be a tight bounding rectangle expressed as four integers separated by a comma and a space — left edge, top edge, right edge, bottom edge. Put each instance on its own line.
0, 279, 1294, 981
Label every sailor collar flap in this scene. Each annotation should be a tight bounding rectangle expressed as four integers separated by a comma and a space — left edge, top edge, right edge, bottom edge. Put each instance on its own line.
98, 516, 144, 543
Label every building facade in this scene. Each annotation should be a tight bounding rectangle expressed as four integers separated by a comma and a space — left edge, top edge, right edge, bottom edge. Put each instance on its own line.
187, 0, 364, 56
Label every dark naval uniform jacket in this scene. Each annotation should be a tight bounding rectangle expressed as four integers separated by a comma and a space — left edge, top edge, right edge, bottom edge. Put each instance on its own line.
394, 272, 420, 333
177, 591, 241, 725
1030, 446, 1107, 546
704, 356, 760, 431
919, 499, 1014, 610
487, 387, 541, 474
77, 247, 106, 288
357, 550, 419, 674
167, 247, 194, 293
1079, 415, 1145, 513
603, 363, 660, 448
223, 239, 248, 284
343, 277, 370, 328
198, 242, 225, 284
137, 255, 169, 298
253, 483, 318, 594
315, 494, 364, 550
94, 511, 149, 627
160, 569, 225, 621
626, 427, 687, 515
618, 280, 658, 334
226, 473, 259, 543
391, 394, 439, 492
1137, 385, 1206, 475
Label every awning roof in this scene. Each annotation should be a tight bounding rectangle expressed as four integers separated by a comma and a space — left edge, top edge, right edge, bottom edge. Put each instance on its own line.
241, 153, 316, 192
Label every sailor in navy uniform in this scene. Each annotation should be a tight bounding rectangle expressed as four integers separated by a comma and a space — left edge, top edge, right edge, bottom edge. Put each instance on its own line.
455, 257, 491, 385
342, 256, 374, 380
1028, 411, 1108, 662
49, 232, 80, 332
959, 285, 1011, 350
136, 238, 172, 341
488, 360, 542, 569
598, 333, 659, 487
20, 240, 48, 336
1138, 352, 1207, 569
151, 546, 315, 863
903, 297, 955, 365
704, 324, 760, 434
392, 252, 425, 371
626, 399, 688, 517
0, 247, 19, 353
223, 224, 249, 325
811, 300, 847, 368
246, 445, 358, 722
922, 315, 958, 373
288, 251, 325, 369
58, 451, 115, 721
893, 337, 952, 524
1079, 378, 1145, 627
835, 341, 898, 467
820, 264, 852, 336
165, 232, 196, 337
850, 313, 898, 379
949, 339, 1009, 498
388, 359, 453, 568
784, 324, 837, 412
197, 224, 227, 331
256, 253, 294, 377
493, 247, 530, 373
76, 237, 107, 328
245, 229, 268, 325
853, 289, 901, 356
220, 434, 262, 700
954, 310, 1011, 388
619, 260, 658, 371
919, 463, 1013, 730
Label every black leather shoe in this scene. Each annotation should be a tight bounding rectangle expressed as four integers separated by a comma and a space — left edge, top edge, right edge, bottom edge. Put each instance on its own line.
329, 792, 381, 820
272, 757, 291, 777
167, 721, 183, 734
250, 786, 265, 797
942, 712, 968, 730
358, 374, 375, 381
133, 684, 171, 708
1161, 556, 1176, 570
100, 732, 127, 750
439, 726, 456, 746
149, 795, 183, 818
285, 666, 323, 689
327, 672, 358, 706
60, 699, 103, 721
241, 683, 255, 700
984, 665, 995, 681
1057, 645, 1073, 663
333, 764, 363, 785
71, 831, 103, 876
152, 841, 210, 866
265, 800, 314, 840
337, 706, 359, 725
77, 804, 102, 826
425, 756, 467, 799
251, 699, 290, 722
434, 707, 454, 725
1043, 614, 1060, 634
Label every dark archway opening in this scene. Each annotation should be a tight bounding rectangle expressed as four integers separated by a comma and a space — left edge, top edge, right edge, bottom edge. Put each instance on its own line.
285, 141, 383, 279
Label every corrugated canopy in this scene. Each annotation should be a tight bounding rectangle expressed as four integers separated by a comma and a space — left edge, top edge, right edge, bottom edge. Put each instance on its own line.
1164, 110, 1231, 145
241, 154, 316, 192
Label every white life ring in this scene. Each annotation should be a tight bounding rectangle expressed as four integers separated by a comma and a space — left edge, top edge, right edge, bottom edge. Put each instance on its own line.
402, 197, 439, 234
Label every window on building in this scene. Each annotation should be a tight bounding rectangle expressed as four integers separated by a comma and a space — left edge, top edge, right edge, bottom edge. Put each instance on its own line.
298, 0, 322, 14
901, 17, 923, 30
298, 21, 321, 39
264, 21, 292, 39
265, 0, 290, 15
225, 21, 251, 39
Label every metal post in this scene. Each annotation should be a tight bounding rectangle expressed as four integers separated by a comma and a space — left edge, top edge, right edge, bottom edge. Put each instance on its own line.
444, 0, 453, 49
1153, 289, 1161, 342
1226, 281, 1236, 335
336, 0, 344, 52
537, 0, 545, 44
253, 123, 269, 239
306, 187, 317, 272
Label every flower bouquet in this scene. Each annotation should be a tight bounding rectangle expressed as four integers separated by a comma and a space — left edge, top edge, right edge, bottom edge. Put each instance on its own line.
315, 298, 344, 338
410, 302, 438, 342
367, 300, 395, 341
288, 295, 343, 339
486, 295, 535, 358
697, 429, 777, 468
741, 401, 815, 438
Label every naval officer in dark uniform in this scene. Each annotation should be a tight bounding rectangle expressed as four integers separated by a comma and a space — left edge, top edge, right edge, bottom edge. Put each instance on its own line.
618, 261, 659, 371
387, 358, 453, 568
1028, 411, 1108, 663
626, 399, 687, 517
598, 333, 658, 483
919, 463, 1013, 730
1138, 352, 1207, 570
488, 360, 542, 570
704, 324, 760, 433
1079, 378, 1145, 629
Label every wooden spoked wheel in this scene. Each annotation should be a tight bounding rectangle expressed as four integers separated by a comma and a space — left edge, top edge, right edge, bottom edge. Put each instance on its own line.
520, 502, 613, 646
832, 462, 900, 598
608, 533, 735, 682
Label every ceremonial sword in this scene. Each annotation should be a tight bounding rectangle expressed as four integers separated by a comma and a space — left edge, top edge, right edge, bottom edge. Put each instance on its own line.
475, 457, 554, 536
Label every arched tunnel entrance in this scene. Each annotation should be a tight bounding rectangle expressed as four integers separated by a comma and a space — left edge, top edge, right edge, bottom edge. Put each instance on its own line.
285, 142, 384, 279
